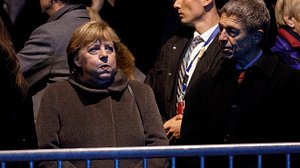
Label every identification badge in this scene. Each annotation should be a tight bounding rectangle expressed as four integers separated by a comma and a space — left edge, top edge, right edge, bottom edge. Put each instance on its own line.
177, 100, 185, 115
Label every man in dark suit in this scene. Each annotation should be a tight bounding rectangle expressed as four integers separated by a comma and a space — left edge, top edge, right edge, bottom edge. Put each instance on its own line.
17, 0, 90, 120
180, 0, 300, 167
145, 0, 223, 144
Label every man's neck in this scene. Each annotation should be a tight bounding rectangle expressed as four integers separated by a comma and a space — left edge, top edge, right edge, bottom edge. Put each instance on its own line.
236, 49, 263, 69
46, 2, 65, 16
194, 10, 220, 35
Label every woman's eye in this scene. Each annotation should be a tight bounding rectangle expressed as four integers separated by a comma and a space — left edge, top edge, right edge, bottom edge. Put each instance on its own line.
88, 46, 100, 55
104, 44, 114, 54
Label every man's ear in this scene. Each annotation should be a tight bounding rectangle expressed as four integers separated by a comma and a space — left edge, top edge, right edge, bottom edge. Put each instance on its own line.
203, 0, 213, 9
283, 14, 295, 28
74, 55, 82, 67
253, 30, 264, 44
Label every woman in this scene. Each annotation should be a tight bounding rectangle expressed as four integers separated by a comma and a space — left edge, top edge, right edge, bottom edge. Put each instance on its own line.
270, 0, 300, 70
36, 21, 169, 168
0, 17, 38, 167
87, 6, 145, 81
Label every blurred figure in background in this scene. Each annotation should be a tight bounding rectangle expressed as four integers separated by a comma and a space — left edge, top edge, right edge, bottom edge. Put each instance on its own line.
17, 0, 90, 120
0, 16, 38, 168
270, 0, 300, 70
1, 0, 47, 52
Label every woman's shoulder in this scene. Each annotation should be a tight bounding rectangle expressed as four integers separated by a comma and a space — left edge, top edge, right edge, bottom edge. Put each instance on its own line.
46, 80, 71, 91
128, 80, 152, 92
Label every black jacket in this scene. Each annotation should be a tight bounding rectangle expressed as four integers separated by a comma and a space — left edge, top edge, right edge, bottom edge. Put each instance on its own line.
179, 54, 300, 168
145, 27, 223, 123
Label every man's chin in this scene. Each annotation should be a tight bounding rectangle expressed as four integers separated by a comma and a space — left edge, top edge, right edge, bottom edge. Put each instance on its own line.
222, 50, 234, 59
223, 54, 234, 59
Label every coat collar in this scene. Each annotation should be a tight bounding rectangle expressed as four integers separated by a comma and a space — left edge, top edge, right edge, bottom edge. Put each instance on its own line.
47, 4, 86, 22
278, 27, 300, 48
68, 70, 129, 94
215, 53, 279, 80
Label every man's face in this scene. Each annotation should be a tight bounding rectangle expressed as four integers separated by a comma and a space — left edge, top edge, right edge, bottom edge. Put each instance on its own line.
173, 0, 205, 26
218, 14, 257, 60
40, 0, 52, 14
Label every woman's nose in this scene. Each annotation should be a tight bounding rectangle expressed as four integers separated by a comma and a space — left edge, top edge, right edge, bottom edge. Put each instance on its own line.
98, 49, 108, 62
99, 54, 108, 63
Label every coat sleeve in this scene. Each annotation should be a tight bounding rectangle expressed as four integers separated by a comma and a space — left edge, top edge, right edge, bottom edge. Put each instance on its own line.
17, 27, 54, 94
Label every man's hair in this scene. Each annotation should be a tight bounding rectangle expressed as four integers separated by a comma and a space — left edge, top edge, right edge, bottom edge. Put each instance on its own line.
221, 0, 270, 35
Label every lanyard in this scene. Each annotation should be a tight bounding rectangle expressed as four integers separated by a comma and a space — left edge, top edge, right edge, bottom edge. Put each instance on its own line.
181, 26, 220, 94
186, 26, 220, 73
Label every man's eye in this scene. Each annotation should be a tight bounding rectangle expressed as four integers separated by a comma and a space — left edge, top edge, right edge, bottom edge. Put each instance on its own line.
227, 29, 239, 37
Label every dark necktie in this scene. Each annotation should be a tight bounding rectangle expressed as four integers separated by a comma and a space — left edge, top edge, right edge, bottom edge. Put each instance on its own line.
176, 36, 203, 102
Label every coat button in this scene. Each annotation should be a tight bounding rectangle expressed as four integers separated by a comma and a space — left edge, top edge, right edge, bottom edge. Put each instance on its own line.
172, 46, 177, 49
168, 73, 172, 76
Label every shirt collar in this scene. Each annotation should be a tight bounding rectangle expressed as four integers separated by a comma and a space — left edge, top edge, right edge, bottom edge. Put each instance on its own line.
193, 24, 219, 44
236, 49, 263, 70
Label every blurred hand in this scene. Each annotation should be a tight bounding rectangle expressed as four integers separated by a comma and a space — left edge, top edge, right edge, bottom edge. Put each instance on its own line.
164, 114, 183, 141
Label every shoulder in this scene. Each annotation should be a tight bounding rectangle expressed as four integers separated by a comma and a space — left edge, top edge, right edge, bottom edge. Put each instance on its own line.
164, 34, 190, 49
39, 9, 89, 35
128, 80, 152, 92
45, 80, 71, 92
155, 34, 190, 65
162, 26, 192, 48
260, 54, 300, 82
59, 8, 89, 22
128, 80, 155, 99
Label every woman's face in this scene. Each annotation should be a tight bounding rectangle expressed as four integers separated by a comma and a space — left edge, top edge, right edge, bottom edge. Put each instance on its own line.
75, 40, 117, 86
282, 12, 300, 36
292, 13, 300, 35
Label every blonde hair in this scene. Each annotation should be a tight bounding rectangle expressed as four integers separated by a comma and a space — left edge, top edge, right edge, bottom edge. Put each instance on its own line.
87, 7, 102, 22
117, 43, 135, 80
67, 21, 120, 71
67, 21, 136, 80
275, 0, 300, 27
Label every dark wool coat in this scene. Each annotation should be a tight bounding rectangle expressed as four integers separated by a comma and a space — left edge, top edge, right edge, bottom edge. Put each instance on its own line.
145, 27, 223, 123
36, 71, 169, 168
179, 54, 300, 168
